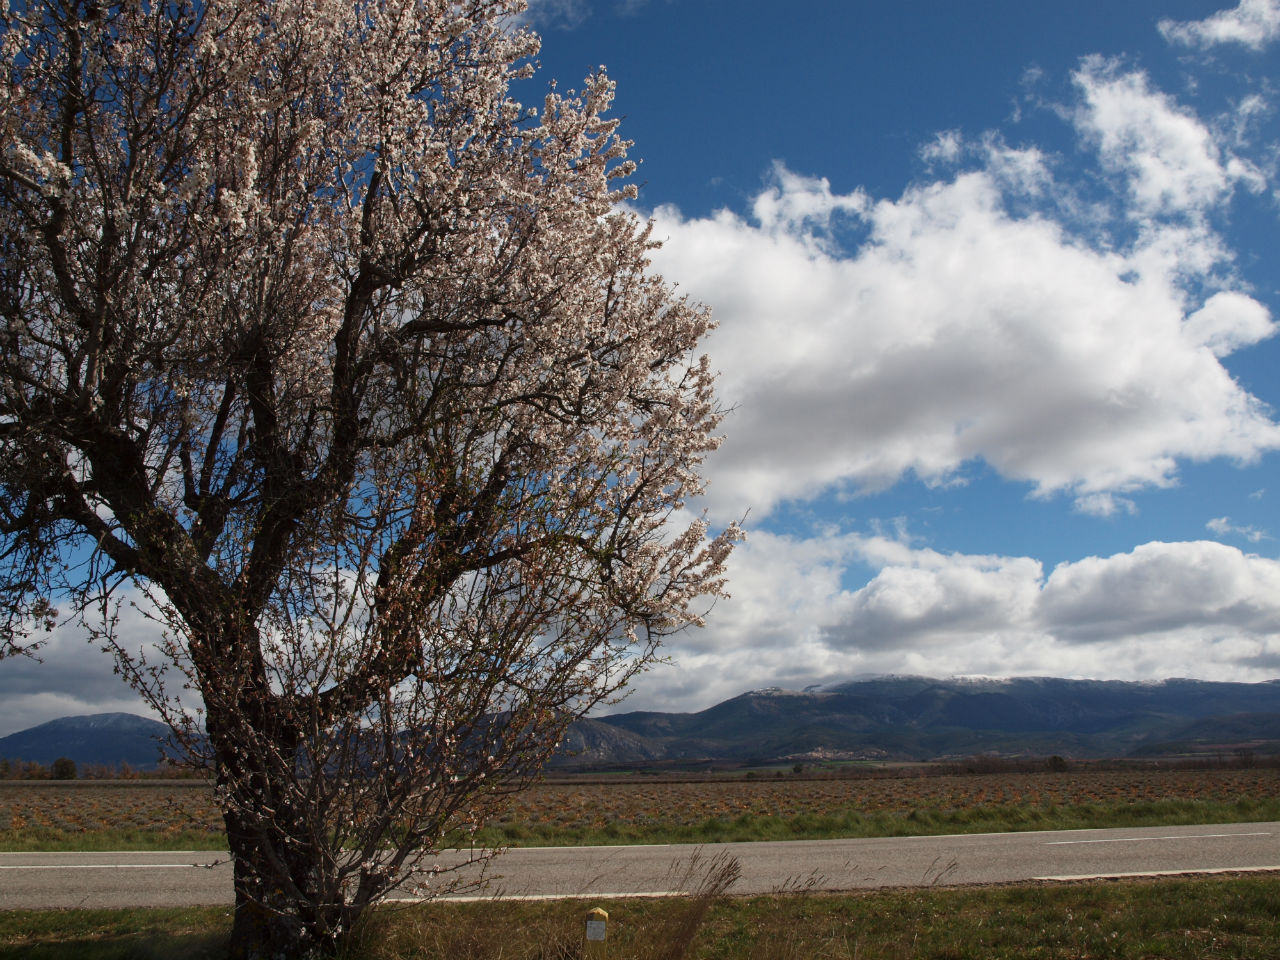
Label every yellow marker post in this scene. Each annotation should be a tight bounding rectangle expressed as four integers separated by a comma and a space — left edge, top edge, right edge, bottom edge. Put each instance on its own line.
585, 906, 608, 955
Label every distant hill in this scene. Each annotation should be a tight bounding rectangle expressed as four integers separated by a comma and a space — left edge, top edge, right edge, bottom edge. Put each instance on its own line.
558, 676, 1280, 767
552, 716, 669, 766
0, 713, 175, 771
5, 677, 1278, 773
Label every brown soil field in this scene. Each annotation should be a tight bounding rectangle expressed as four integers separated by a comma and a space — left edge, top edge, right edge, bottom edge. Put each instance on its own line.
489, 767, 1280, 834
2, 767, 1277, 842
0, 781, 223, 839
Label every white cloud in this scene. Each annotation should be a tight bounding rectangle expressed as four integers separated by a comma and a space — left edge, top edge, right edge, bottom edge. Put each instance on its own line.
618, 536, 1280, 713
1184, 291, 1276, 356
519, 0, 664, 28
920, 130, 964, 166
1208, 515, 1271, 542
652, 153, 1278, 521
1071, 57, 1260, 220
0, 585, 218, 739
1039, 540, 1280, 642
9, 534, 1279, 730
1074, 493, 1137, 518
1159, 0, 1280, 51
614, 530, 871, 712
750, 162, 870, 236
821, 544, 1044, 652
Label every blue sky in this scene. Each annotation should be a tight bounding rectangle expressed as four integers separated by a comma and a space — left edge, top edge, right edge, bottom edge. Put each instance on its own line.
1, 0, 1278, 735
523, 0, 1280, 713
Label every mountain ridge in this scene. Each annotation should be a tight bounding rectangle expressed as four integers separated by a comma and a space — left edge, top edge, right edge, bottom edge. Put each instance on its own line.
573, 675, 1280, 767
3, 676, 1277, 772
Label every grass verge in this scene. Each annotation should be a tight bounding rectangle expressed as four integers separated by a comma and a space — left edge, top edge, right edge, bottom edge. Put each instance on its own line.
0, 828, 226, 852
3, 874, 1279, 959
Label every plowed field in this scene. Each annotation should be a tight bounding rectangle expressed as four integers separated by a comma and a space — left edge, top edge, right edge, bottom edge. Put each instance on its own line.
3, 766, 1277, 849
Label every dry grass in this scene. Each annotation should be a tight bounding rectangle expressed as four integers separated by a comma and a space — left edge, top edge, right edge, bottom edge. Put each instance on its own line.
3, 869, 1279, 959
337, 872, 1280, 960
346, 851, 744, 960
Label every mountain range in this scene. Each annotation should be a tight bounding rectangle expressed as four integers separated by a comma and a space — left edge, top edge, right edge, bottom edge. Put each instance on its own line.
3, 676, 1277, 772
553, 676, 1280, 768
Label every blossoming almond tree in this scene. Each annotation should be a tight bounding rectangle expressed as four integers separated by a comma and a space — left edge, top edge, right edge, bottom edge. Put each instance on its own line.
0, 0, 738, 955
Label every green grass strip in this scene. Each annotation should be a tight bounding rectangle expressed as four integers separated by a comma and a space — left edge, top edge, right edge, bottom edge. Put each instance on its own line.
0, 828, 226, 852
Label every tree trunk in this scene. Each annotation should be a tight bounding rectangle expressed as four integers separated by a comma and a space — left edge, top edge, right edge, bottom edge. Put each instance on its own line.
225, 809, 312, 960
223, 808, 361, 959
216, 726, 353, 960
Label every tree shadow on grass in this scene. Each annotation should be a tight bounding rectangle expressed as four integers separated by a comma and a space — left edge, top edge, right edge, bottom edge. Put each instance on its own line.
0, 934, 228, 960
0, 908, 229, 960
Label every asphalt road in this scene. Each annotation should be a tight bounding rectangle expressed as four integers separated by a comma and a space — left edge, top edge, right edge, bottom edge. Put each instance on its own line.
2, 821, 1278, 910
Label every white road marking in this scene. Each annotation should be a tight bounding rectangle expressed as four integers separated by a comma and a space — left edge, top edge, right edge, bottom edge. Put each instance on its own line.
1036, 865, 1280, 882
1046, 831, 1270, 846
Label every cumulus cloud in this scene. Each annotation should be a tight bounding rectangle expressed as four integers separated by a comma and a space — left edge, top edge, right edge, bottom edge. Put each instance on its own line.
618, 535, 1280, 712
644, 59, 1279, 524
653, 181, 1277, 521
823, 538, 1280, 653
1039, 540, 1280, 641
1072, 57, 1265, 220
1184, 292, 1276, 356
920, 130, 964, 166
1159, 0, 1280, 51
821, 542, 1043, 652
7, 534, 1278, 733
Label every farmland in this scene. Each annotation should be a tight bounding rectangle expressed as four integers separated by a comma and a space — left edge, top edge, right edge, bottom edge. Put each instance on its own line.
4, 767, 1280, 957
484, 765, 1280, 845
2, 764, 1278, 851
